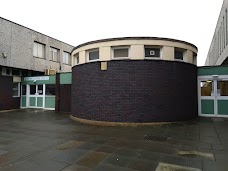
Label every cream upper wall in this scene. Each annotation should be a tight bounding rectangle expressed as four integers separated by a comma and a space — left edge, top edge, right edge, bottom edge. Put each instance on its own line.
71, 39, 198, 66
162, 46, 174, 61
99, 47, 111, 61
130, 45, 144, 60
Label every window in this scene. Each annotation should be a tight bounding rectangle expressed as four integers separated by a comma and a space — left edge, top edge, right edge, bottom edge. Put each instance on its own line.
201, 80, 213, 96
112, 46, 129, 58
31, 71, 43, 76
33, 42, 45, 58
87, 49, 99, 61
46, 85, 55, 95
226, 9, 228, 45
22, 70, 28, 77
218, 81, 228, 96
63, 52, 71, 65
219, 26, 221, 54
12, 69, 21, 76
223, 17, 225, 49
1, 68, 11, 75
6, 68, 11, 75
13, 83, 20, 97
74, 53, 79, 65
30, 85, 36, 95
145, 46, 161, 58
50, 47, 58, 62
22, 85, 26, 95
174, 48, 185, 60
37, 85, 43, 95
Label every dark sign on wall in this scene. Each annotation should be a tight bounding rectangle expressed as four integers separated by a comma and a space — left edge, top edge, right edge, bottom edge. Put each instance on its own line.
145, 48, 160, 57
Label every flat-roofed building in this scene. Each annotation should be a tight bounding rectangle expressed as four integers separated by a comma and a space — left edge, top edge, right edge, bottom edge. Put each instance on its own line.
206, 0, 228, 66
0, 17, 73, 110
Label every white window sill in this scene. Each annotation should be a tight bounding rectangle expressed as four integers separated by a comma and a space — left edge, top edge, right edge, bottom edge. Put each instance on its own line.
174, 59, 184, 62
88, 59, 99, 63
145, 57, 161, 60
112, 57, 130, 60
34, 56, 45, 59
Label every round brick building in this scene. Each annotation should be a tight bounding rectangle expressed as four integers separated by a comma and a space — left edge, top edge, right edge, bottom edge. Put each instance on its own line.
71, 37, 198, 125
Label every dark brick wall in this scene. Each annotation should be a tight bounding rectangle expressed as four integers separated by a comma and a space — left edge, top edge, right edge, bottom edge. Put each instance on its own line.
0, 75, 20, 110
71, 60, 198, 122
59, 84, 71, 113
55, 74, 60, 112
55, 74, 71, 113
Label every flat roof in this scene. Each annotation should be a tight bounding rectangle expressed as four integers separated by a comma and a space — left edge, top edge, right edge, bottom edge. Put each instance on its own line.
0, 17, 74, 47
72, 37, 198, 52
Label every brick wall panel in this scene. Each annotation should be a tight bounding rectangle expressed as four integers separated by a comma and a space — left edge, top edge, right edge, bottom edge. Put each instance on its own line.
71, 60, 198, 122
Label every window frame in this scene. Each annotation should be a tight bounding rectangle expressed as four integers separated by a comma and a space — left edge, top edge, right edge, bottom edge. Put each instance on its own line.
50, 47, 58, 62
86, 48, 99, 62
112, 46, 130, 59
174, 48, 185, 61
63, 51, 71, 65
33, 42, 45, 58
1, 68, 11, 76
13, 82, 20, 97
12, 69, 21, 76
144, 45, 162, 59
45, 84, 56, 96
74, 53, 79, 65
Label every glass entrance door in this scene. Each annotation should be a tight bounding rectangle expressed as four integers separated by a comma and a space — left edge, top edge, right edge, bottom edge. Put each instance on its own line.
217, 80, 228, 116
199, 79, 216, 116
199, 76, 228, 117
29, 84, 44, 108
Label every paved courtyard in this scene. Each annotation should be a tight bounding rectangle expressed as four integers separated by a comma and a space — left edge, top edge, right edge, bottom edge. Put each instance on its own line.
0, 109, 227, 171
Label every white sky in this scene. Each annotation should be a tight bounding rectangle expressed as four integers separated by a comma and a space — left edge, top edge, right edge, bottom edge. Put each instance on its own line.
0, 0, 224, 66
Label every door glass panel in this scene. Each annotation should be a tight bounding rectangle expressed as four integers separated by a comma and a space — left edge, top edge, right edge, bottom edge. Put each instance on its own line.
22, 85, 26, 95
30, 85, 36, 95
46, 85, 55, 95
218, 81, 228, 96
37, 85, 43, 95
201, 80, 213, 96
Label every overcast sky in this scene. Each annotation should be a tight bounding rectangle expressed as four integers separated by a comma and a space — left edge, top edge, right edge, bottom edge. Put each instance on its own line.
0, 0, 224, 66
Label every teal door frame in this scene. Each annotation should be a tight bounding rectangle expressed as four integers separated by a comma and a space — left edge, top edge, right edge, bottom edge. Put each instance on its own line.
28, 84, 45, 108
20, 76, 56, 110
198, 75, 228, 118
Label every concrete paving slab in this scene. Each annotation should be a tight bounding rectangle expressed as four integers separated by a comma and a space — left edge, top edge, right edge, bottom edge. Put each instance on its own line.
128, 159, 158, 171
0, 109, 227, 171
102, 154, 132, 167
53, 149, 89, 164
61, 164, 91, 171
76, 151, 109, 168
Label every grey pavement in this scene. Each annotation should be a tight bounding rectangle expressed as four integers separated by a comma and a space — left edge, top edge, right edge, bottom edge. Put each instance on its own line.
0, 109, 227, 171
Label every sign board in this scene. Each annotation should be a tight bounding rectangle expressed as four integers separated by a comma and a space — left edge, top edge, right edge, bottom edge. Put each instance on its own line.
24, 76, 49, 81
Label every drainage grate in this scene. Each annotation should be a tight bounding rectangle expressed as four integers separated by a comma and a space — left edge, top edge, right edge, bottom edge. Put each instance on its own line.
144, 135, 167, 142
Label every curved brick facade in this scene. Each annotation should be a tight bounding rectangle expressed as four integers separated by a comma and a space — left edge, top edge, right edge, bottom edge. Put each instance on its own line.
71, 60, 198, 123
